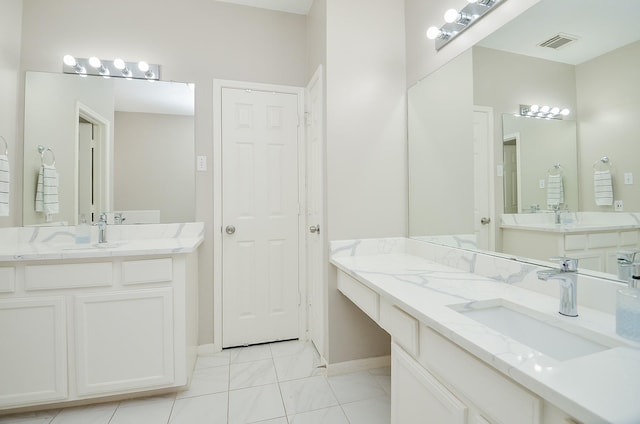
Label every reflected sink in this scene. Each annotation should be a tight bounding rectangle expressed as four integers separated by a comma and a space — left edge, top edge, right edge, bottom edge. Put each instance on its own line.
450, 300, 613, 361
62, 241, 127, 250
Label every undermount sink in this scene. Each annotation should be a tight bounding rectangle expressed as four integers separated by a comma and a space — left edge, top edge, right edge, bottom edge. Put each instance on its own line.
450, 300, 613, 361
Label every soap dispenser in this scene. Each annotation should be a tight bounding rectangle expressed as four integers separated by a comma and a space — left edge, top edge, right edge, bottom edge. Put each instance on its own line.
616, 263, 640, 342
76, 214, 91, 244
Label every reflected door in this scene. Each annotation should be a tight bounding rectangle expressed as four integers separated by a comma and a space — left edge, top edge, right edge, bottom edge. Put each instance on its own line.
473, 106, 495, 251
78, 122, 94, 222
221, 87, 300, 348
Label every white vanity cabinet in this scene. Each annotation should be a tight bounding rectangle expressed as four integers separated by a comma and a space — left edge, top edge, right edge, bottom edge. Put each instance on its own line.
0, 296, 68, 406
335, 269, 582, 424
502, 227, 639, 273
0, 253, 198, 411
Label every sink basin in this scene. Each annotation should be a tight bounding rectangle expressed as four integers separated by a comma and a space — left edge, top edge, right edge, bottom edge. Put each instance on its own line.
450, 300, 612, 361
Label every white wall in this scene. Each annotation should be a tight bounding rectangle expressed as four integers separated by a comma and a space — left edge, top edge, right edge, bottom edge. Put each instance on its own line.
114, 112, 195, 223
0, 0, 22, 227
325, 0, 407, 363
408, 49, 474, 236
20, 0, 307, 344
576, 41, 640, 213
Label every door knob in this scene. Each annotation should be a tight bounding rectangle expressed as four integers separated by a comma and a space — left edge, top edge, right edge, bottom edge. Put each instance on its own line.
480, 217, 491, 225
309, 225, 320, 234
225, 225, 236, 235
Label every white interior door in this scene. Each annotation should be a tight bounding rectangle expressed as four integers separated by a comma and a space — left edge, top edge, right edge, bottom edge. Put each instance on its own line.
305, 67, 326, 359
473, 106, 495, 251
221, 87, 300, 348
78, 122, 94, 221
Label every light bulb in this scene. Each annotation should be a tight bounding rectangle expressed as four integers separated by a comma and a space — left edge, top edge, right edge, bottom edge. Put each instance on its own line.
88, 56, 102, 68
550, 107, 560, 115
426, 26, 442, 40
444, 9, 460, 23
63, 55, 77, 66
138, 61, 150, 72
540, 105, 550, 113
113, 58, 126, 70
560, 108, 570, 116
530, 104, 539, 113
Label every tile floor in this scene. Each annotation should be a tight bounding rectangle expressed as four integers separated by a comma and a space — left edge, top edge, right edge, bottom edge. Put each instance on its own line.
0, 340, 391, 424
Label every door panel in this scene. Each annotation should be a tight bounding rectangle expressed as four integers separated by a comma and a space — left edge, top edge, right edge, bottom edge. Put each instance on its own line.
222, 88, 300, 347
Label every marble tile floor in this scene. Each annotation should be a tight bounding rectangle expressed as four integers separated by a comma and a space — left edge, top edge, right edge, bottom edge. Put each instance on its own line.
0, 340, 391, 424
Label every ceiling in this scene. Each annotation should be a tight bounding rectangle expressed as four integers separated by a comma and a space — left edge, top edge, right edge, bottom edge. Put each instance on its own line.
478, 0, 640, 65
215, 0, 313, 15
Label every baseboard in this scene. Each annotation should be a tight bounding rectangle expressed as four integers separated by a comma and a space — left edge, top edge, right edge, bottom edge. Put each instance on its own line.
326, 355, 391, 376
197, 343, 220, 355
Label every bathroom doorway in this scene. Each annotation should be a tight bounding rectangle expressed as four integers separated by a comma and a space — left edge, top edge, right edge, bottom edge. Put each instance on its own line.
215, 81, 306, 349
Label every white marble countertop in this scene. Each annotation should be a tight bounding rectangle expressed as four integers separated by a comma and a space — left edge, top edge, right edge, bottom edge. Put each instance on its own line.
501, 211, 640, 233
0, 222, 204, 262
330, 238, 640, 424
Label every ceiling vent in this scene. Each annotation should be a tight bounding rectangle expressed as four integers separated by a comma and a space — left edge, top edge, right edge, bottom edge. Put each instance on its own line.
538, 33, 578, 50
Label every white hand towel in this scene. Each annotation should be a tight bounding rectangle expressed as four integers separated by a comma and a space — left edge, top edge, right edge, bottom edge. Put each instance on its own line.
546, 174, 564, 207
0, 154, 9, 217
35, 164, 59, 214
594, 170, 613, 206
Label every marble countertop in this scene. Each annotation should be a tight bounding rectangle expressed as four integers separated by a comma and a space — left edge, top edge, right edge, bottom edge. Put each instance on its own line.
0, 222, 204, 262
500, 222, 640, 233
330, 239, 640, 424
501, 211, 640, 233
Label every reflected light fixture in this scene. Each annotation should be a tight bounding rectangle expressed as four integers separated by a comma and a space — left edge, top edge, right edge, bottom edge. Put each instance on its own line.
62, 55, 160, 81
519, 104, 570, 119
426, 0, 505, 50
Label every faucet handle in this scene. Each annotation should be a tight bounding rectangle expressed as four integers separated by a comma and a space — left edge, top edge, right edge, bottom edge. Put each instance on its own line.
549, 257, 578, 272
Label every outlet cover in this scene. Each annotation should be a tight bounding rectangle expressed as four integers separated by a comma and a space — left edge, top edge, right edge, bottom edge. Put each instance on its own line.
614, 200, 624, 212
196, 155, 207, 172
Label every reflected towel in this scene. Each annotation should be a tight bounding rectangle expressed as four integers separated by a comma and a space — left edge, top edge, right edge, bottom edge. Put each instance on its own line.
35, 164, 59, 214
546, 174, 564, 207
594, 170, 613, 206
0, 154, 9, 217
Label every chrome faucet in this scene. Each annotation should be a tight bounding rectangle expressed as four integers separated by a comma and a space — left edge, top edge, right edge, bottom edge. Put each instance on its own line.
551, 204, 562, 224
537, 257, 579, 317
97, 213, 108, 243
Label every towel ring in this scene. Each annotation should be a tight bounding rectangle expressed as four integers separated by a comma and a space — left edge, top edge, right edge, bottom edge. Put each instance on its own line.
0, 136, 7, 156
547, 163, 564, 176
38, 145, 56, 167
593, 156, 612, 171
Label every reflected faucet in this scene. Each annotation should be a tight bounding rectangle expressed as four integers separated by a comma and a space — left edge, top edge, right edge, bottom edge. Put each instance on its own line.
537, 257, 579, 317
97, 213, 108, 244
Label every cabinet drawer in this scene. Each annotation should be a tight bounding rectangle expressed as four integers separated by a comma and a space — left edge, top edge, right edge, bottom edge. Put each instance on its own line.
419, 325, 541, 424
337, 271, 378, 321
588, 232, 618, 249
122, 258, 173, 285
0, 267, 15, 293
620, 230, 638, 246
25, 262, 113, 290
564, 234, 586, 250
380, 298, 419, 356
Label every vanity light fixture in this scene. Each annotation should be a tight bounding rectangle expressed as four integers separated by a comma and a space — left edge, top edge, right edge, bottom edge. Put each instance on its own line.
426, 0, 506, 50
519, 104, 570, 120
62, 55, 160, 81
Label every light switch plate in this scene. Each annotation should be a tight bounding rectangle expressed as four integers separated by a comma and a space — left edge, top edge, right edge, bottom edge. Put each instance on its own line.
624, 172, 633, 185
196, 155, 207, 172
615, 200, 624, 212
496, 165, 503, 177
539, 179, 545, 189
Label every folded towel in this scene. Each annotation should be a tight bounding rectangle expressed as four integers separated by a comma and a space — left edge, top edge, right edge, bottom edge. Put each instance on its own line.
35, 164, 59, 214
594, 170, 613, 206
546, 174, 564, 207
0, 154, 9, 217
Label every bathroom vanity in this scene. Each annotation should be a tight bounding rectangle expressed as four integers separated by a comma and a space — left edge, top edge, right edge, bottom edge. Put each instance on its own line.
331, 238, 640, 424
0, 223, 203, 412
501, 212, 640, 273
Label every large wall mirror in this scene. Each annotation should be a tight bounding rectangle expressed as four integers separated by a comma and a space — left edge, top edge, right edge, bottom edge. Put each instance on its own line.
408, 0, 640, 281
23, 71, 195, 226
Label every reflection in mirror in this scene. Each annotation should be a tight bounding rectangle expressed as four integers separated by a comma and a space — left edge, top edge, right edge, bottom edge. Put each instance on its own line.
23, 72, 195, 226
502, 114, 577, 214
408, 0, 640, 282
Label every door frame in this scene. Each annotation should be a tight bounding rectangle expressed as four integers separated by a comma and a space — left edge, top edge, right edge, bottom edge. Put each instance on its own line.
213, 79, 306, 351
473, 105, 496, 251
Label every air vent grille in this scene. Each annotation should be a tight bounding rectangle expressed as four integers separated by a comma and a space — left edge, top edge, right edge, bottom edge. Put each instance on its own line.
538, 33, 578, 50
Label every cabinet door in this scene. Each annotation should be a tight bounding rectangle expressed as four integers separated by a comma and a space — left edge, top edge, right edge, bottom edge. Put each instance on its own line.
74, 288, 174, 396
0, 297, 67, 407
392, 343, 467, 424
